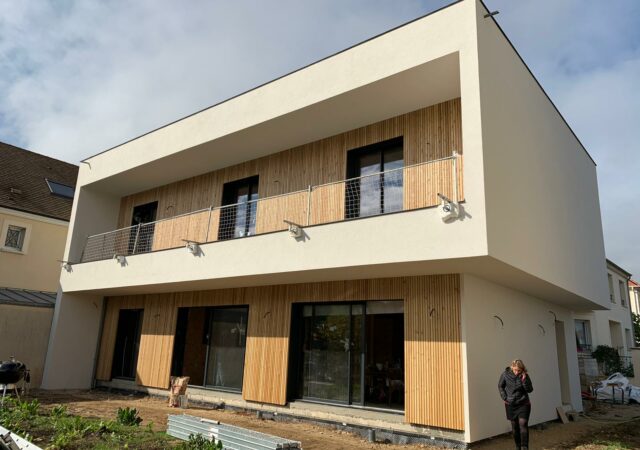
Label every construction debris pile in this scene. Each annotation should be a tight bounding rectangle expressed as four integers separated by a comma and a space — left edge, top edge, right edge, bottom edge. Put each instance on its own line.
594, 373, 640, 404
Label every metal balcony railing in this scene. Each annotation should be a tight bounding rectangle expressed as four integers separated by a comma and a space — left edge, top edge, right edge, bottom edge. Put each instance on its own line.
577, 344, 593, 355
80, 154, 463, 263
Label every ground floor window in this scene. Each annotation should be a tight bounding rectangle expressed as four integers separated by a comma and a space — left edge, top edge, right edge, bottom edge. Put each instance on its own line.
575, 319, 592, 354
171, 306, 248, 392
111, 309, 143, 380
288, 300, 404, 411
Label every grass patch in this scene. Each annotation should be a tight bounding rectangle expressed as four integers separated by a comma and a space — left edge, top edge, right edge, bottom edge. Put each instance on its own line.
0, 398, 177, 449
592, 441, 632, 450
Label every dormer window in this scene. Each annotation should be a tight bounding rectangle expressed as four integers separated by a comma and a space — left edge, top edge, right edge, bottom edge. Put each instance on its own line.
45, 179, 75, 199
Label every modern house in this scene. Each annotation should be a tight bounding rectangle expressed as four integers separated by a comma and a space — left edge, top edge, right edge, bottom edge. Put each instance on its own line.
42, 0, 609, 444
0, 141, 78, 387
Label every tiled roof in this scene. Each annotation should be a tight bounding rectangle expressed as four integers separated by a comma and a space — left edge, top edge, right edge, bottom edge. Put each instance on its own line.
630, 279, 640, 288
0, 141, 78, 221
0, 287, 56, 308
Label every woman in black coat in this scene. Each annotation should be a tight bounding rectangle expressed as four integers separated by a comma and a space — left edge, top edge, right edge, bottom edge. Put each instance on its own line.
498, 359, 533, 450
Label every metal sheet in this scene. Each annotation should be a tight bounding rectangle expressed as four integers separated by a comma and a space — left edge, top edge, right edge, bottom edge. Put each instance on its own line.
167, 414, 301, 449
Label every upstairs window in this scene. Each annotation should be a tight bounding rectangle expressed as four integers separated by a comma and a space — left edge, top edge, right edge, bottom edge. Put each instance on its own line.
4, 225, 26, 251
45, 179, 75, 199
619, 280, 627, 307
608, 274, 615, 303
345, 137, 404, 219
218, 176, 259, 240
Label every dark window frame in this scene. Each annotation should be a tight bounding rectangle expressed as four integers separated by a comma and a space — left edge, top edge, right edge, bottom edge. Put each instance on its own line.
171, 305, 250, 394
345, 137, 404, 219
218, 175, 259, 240
288, 300, 405, 412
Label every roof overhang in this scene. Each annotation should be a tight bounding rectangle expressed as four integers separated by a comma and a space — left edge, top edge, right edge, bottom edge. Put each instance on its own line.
87, 52, 460, 196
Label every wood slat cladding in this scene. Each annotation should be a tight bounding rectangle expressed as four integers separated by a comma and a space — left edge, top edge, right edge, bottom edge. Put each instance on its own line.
135, 294, 179, 387
405, 275, 463, 429
96, 275, 463, 430
117, 99, 463, 228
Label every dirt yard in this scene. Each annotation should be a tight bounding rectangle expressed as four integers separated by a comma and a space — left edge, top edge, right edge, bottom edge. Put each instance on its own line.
31, 390, 640, 449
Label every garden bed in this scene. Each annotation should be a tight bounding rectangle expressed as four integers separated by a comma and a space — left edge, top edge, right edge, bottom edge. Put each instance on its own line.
0, 398, 220, 449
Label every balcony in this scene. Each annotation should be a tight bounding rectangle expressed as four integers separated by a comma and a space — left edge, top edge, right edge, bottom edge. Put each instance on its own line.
79, 155, 463, 263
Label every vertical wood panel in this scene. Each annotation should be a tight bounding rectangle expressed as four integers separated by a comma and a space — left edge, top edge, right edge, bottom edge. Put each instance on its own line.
404, 275, 463, 429
117, 98, 463, 230
151, 210, 210, 251
95, 299, 120, 381
255, 191, 308, 234
97, 274, 464, 430
242, 286, 292, 404
136, 294, 178, 388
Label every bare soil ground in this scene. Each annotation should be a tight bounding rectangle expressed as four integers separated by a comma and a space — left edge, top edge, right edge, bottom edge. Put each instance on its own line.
32, 390, 640, 449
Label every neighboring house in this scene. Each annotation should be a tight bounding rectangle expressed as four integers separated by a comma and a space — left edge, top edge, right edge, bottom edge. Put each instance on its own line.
575, 260, 634, 356
629, 279, 640, 317
574, 260, 634, 387
42, 0, 609, 445
0, 141, 78, 387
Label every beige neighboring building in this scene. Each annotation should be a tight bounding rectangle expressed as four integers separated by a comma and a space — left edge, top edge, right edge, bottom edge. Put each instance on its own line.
0, 141, 78, 387
44, 0, 609, 445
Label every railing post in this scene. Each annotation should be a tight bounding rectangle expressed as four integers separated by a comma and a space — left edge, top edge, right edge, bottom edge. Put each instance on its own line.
132, 224, 141, 254
205, 205, 213, 242
452, 151, 458, 204
306, 185, 312, 226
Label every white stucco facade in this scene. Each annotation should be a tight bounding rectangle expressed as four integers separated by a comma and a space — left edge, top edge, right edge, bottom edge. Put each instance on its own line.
574, 261, 634, 356
461, 274, 581, 442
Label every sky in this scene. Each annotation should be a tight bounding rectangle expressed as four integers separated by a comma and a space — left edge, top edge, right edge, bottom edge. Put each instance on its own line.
0, 0, 638, 277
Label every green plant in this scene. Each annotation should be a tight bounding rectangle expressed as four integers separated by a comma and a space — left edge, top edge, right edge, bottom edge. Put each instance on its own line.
633, 313, 640, 347
18, 400, 40, 417
592, 344, 632, 376
176, 433, 223, 450
116, 407, 143, 426
50, 404, 67, 419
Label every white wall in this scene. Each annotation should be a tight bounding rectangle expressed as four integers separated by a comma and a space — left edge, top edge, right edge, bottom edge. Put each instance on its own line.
61, 207, 489, 294
41, 292, 104, 389
575, 266, 634, 355
41, 183, 119, 390
474, 0, 608, 308
461, 273, 581, 442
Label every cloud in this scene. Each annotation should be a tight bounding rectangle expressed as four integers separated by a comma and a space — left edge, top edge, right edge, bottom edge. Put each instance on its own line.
485, 0, 640, 277
1, 0, 638, 277
0, 0, 448, 162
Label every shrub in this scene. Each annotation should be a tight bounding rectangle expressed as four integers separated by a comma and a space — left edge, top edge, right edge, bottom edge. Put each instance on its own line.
116, 407, 143, 426
591, 345, 634, 377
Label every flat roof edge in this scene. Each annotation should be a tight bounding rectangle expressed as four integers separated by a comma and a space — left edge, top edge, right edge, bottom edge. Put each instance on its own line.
477, 0, 597, 167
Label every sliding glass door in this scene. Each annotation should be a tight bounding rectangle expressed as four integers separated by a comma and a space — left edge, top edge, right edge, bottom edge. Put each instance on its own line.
204, 307, 248, 390
301, 304, 358, 403
290, 301, 404, 410
171, 306, 248, 392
